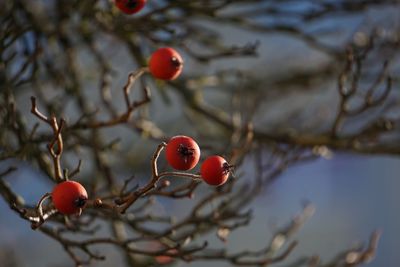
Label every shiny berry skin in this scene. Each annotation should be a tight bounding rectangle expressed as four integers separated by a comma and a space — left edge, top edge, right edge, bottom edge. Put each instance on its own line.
165, 135, 200, 171
115, 0, 146, 15
149, 47, 183, 80
200, 156, 231, 186
52, 181, 88, 215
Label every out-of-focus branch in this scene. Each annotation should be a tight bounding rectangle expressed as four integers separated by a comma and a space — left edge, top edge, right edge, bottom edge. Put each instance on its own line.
186, 204, 314, 265
72, 68, 150, 129
282, 230, 381, 267
331, 45, 393, 138
173, 83, 400, 156
0, 167, 22, 206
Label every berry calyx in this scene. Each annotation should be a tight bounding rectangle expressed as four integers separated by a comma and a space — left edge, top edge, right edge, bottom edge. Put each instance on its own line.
149, 47, 183, 80
52, 181, 88, 215
200, 155, 232, 186
115, 0, 146, 15
165, 135, 200, 171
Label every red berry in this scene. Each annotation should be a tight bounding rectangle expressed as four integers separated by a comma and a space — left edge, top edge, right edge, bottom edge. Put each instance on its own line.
149, 47, 183, 80
200, 156, 231, 186
155, 249, 178, 265
52, 181, 88, 215
115, 0, 146, 15
165, 135, 200, 171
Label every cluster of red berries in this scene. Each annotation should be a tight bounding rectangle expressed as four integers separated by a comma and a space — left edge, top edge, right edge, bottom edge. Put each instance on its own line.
165, 135, 233, 186
51, 136, 232, 215
47, 2, 226, 217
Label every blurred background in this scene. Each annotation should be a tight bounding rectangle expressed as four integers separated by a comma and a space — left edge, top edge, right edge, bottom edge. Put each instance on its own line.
1, 1, 400, 266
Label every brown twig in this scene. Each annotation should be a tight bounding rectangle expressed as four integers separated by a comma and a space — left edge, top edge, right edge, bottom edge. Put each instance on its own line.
72, 68, 150, 129
331, 44, 392, 138
0, 167, 22, 205
117, 142, 201, 213
30, 96, 65, 182
31, 192, 52, 229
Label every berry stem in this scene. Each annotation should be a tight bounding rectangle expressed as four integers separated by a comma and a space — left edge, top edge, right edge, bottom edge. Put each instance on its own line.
118, 142, 201, 213
158, 172, 201, 180
31, 192, 51, 229
118, 142, 166, 213
123, 67, 149, 110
